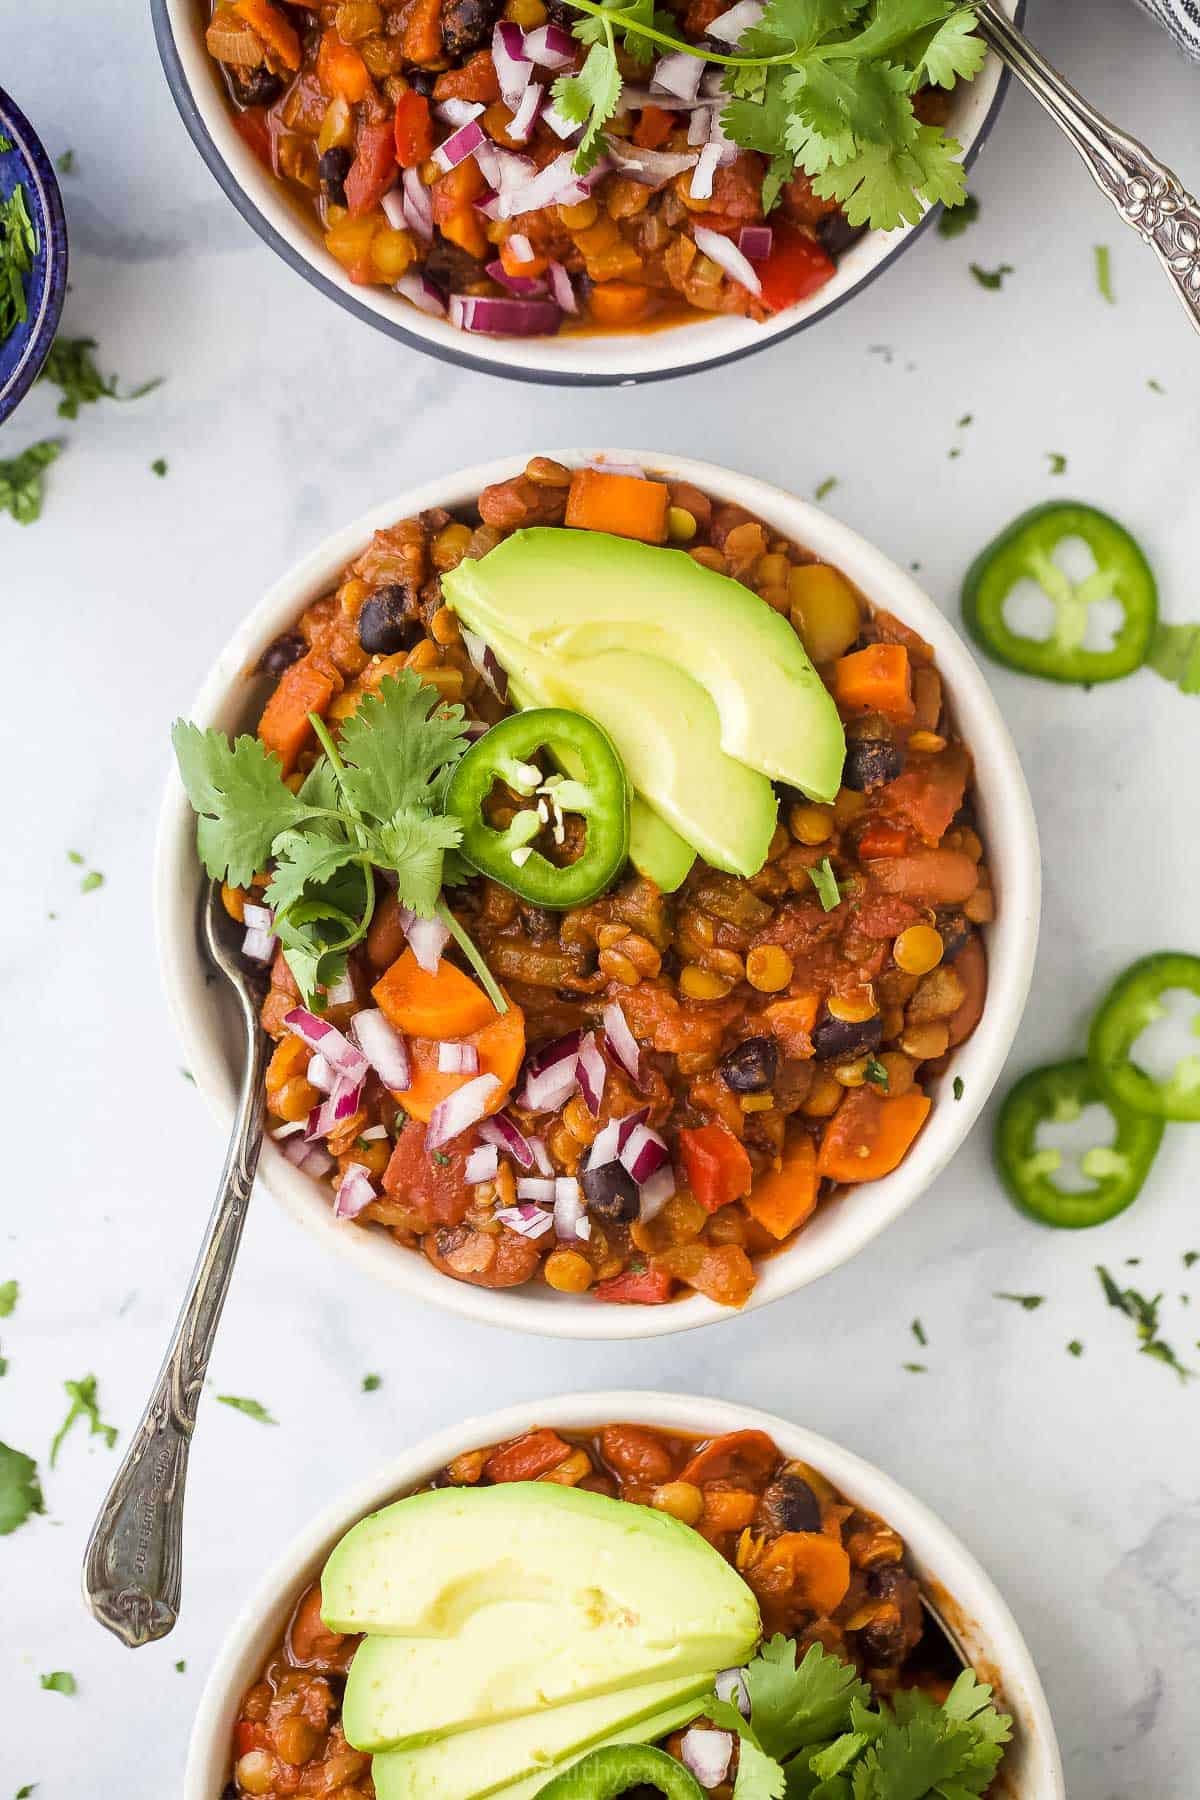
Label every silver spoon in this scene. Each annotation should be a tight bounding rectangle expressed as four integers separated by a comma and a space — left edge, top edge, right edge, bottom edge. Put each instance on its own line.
975, 2, 1200, 334
82, 881, 270, 1646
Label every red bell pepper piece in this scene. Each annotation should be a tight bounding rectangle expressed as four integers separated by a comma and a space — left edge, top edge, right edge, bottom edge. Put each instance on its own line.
345, 120, 397, 217
593, 1267, 674, 1304
856, 822, 911, 860
757, 223, 836, 316
394, 91, 435, 168
679, 1122, 753, 1213
232, 107, 272, 168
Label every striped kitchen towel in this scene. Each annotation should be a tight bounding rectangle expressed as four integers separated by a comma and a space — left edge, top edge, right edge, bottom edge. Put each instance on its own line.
1130, 0, 1200, 57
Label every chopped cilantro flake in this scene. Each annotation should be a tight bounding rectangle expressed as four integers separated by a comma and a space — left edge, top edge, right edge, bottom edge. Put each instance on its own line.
39, 335, 162, 419
67, 850, 84, 865
911, 1318, 927, 1346
0, 439, 63, 526
39, 1672, 76, 1697
938, 192, 979, 237
864, 1056, 889, 1091
0, 1441, 43, 1535
50, 1374, 118, 1466
1097, 1266, 1193, 1382
1067, 1339, 1084, 1358
79, 870, 104, 894
1148, 378, 1165, 394
807, 857, 842, 913
994, 1292, 1044, 1311
56, 149, 75, 175
902, 1361, 927, 1373
0, 1281, 17, 1318
970, 261, 1013, 290
216, 1394, 277, 1425
957, 413, 973, 428
814, 477, 838, 501
362, 1373, 383, 1392
175, 1659, 187, 1673
952, 1075, 964, 1101
1185, 1251, 1199, 1269
1047, 452, 1067, 475
1094, 244, 1115, 303
151, 457, 168, 477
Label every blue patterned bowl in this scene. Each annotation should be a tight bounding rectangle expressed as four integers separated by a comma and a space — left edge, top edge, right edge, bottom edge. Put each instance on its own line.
0, 87, 68, 427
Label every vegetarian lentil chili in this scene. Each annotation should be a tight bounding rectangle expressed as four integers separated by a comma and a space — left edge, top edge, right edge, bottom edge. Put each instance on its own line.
219, 458, 994, 1309
199, 0, 961, 336
225, 1422, 958, 1799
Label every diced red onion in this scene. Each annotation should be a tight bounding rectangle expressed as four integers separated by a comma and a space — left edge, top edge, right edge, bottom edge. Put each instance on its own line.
243, 903, 273, 932
586, 1117, 622, 1170
307, 1053, 335, 1093
651, 50, 704, 102
284, 1009, 368, 1083
465, 1144, 500, 1184
605, 137, 698, 189
401, 168, 434, 242
306, 1077, 364, 1142
602, 1002, 641, 1083
714, 1669, 750, 1716
426, 1073, 502, 1148
700, 67, 726, 96
438, 98, 485, 126
271, 1119, 306, 1140
617, 84, 709, 114
553, 1176, 589, 1241
396, 271, 446, 316
489, 149, 600, 219
463, 719, 491, 741
707, 0, 764, 42
395, 907, 450, 974
382, 187, 409, 231
495, 1202, 555, 1238
493, 20, 533, 110
690, 139, 723, 201
528, 1135, 553, 1176
525, 1031, 583, 1077
541, 101, 582, 140
576, 1033, 608, 1117
359, 1124, 389, 1142
350, 1009, 412, 1092
616, 1107, 650, 1151
520, 1063, 579, 1113
524, 21, 575, 66
738, 225, 773, 261
448, 294, 562, 336
323, 971, 355, 1008
637, 1161, 676, 1222
516, 1176, 557, 1203
478, 1112, 536, 1169
507, 82, 545, 144
547, 260, 577, 313
438, 1040, 480, 1074
283, 1137, 333, 1177
461, 626, 514, 701
687, 106, 713, 146
242, 925, 277, 964
507, 232, 535, 263
693, 224, 762, 296
620, 1121, 670, 1185
584, 458, 645, 479
679, 1728, 733, 1790
433, 119, 486, 173
333, 1163, 376, 1221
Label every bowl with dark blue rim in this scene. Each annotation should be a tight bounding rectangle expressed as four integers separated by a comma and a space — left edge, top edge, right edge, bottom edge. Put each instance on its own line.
152, 0, 1022, 389
0, 87, 68, 426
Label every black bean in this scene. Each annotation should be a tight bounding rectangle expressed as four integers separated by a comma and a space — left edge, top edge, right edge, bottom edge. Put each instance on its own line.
842, 737, 904, 792
318, 146, 354, 208
518, 902, 557, 941
816, 211, 867, 258
720, 1036, 778, 1094
423, 234, 488, 297
407, 70, 435, 96
760, 1474, 822, 1533
811, 1011, 883, 1061
442, 0, 503, 58
581, 1158, 640, 1223
227, 64, 284, 108
358, 585, 422, 656
257, 631, 306, 676
866, 1563, 907, 1600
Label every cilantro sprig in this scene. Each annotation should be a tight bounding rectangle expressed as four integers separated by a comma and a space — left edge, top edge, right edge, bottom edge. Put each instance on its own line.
703, 1636, 1012, 1797
551, 0, 985, 228
0, 179, 37, 346
172, 672, 505, 1012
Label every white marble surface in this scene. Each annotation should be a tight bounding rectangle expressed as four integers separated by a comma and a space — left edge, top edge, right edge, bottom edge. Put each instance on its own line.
2, 0, 1200, 1793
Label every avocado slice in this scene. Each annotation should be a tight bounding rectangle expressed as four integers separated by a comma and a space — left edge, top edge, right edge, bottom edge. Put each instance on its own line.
321, 1483, 759, 1750
507, 671, 695, 892
487, 1695, 710, 1800
470, 626, 776, 879
370, 1674, 710, 1799
443, 529, 846, 801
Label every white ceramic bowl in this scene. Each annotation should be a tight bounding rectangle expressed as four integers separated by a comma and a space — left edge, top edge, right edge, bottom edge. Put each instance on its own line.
151, 0, 1021, 387
154, 449, 1041, 1340
183, 1390, 1064, 1798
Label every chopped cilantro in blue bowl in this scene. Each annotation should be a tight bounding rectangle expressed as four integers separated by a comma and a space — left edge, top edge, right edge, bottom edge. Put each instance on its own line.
0, 87, 68, 427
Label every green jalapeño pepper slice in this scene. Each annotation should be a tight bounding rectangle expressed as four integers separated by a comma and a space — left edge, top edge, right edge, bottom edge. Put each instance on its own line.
534, 1745, 704, 1800
1089, 951, 1200, 1121
962, 502, 1157, 684
996, 1057, 1163, 1228
446, 708, 630, 909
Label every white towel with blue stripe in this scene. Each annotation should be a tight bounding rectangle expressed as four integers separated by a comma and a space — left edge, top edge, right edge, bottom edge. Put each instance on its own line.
1130, 0, 1200, 58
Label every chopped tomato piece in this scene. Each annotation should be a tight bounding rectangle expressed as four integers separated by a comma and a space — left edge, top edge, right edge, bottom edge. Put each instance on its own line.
394, 90, 435, 167
433, 50, 500, 103
679, 1429, 778, 1487
317, 29, 372, 103
232, 106, 272, 166
345, 121, 397, 217
484, 1430, 571, 1482
402, 0, 443, 63
856, 823, 910, 860
594, 1267, 674, 1304
679, 1122, 753, 1213
881, 747, 970, 844
634, 105, 676, 149
381, 1117, 479, 1228
757, 223, 836, 316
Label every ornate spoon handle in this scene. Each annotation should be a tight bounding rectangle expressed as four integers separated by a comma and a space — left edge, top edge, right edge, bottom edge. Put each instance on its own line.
976, 1, 1200, 334
82, 1006, 269, 1646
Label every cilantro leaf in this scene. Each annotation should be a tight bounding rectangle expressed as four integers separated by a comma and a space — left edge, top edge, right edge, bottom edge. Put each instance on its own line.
0, 439, 63, 525
216, 1394, 277, 1424
734, 1737, 788, 1798
0, 1441, 44, 1535
39, 335, 162, 418
969, 260, 1012, 290
1148, 622, 1200, 696
807, 857, 843, 911
1097, 1266, 1193, 1382
39, 1672, 76, 1697
907, 11, 988, 86
747, 1638, 871, 1761
362, 1372, 383, 1392
553, 40, 623, 172
812, 123, 965, 230
172, 722, 311, 887
993, 1291, 1043, 1311
937, 190, 978, 236
50, 1374, 118, 1467
0, 1281, 17, 1318
336, 673, 470, 824
0, 181, 37, 344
